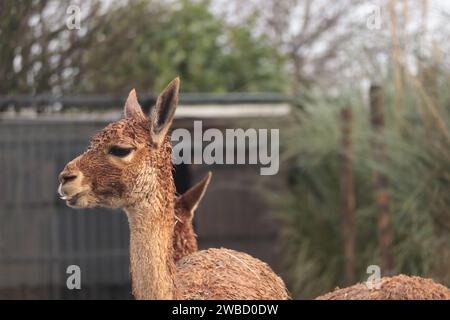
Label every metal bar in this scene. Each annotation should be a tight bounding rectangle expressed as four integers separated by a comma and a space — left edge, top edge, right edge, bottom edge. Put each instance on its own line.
0, 93, 292, 111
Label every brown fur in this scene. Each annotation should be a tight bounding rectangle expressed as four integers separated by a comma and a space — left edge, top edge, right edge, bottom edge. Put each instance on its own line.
176, 248, 290, 299
316, 275, 450, 300
58, 78, 290, 300
173, 172, 211, 262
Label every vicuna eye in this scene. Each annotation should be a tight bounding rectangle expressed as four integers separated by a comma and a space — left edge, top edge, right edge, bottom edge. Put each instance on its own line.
108, 146, 134, 157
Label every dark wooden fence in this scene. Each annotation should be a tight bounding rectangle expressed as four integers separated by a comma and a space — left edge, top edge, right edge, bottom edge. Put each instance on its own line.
0, 113, 286, 299
0, 119, 131, 299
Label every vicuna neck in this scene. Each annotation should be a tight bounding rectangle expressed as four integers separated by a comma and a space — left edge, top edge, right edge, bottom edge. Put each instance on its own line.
125, 154, 176, 299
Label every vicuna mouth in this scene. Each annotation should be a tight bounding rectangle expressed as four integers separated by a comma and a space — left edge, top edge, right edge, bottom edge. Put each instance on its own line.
58, 185, 85, 207
60, 192, 78, 201
62, 192, 85, 207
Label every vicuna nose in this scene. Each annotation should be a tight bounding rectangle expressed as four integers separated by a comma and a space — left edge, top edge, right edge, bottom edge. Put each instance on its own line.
59, 171, 78, 184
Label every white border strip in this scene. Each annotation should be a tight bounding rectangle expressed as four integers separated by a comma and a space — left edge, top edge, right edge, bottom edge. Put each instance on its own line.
0, 104, 291, 121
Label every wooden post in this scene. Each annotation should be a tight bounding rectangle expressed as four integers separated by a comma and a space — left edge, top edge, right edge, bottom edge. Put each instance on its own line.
340, 106, 355, 285
369, 85, 394, 274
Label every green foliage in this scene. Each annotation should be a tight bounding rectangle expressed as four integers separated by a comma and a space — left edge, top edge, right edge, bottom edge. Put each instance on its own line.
73, 0, 287, 94
278, 77, 450, 299
0, 0, 287, 94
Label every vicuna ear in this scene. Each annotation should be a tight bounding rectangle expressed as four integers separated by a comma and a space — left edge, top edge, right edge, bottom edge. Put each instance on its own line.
179, 172, 212, 216
150, 77, 180, 146
124, 89, 145, 120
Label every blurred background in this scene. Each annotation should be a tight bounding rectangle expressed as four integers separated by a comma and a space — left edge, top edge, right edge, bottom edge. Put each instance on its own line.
0, 0, 449, 299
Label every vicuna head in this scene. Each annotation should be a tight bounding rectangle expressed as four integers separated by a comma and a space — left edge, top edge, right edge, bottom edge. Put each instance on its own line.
176, 172, 211, 222
58, 78, 180, 211
173, 172, 212, 261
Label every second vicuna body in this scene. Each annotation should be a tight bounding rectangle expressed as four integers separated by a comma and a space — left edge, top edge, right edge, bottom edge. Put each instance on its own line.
58, 78, 290, 300
316, 275, 450, 300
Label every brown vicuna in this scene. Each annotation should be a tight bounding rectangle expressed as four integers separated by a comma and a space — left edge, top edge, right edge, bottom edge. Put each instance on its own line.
173, 172, 211, 262
316, 275, 450, 300
58, 78, 290, 300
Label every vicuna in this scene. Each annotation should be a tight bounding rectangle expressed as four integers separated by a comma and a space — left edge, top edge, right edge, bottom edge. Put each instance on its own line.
58, 78, 290, 300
